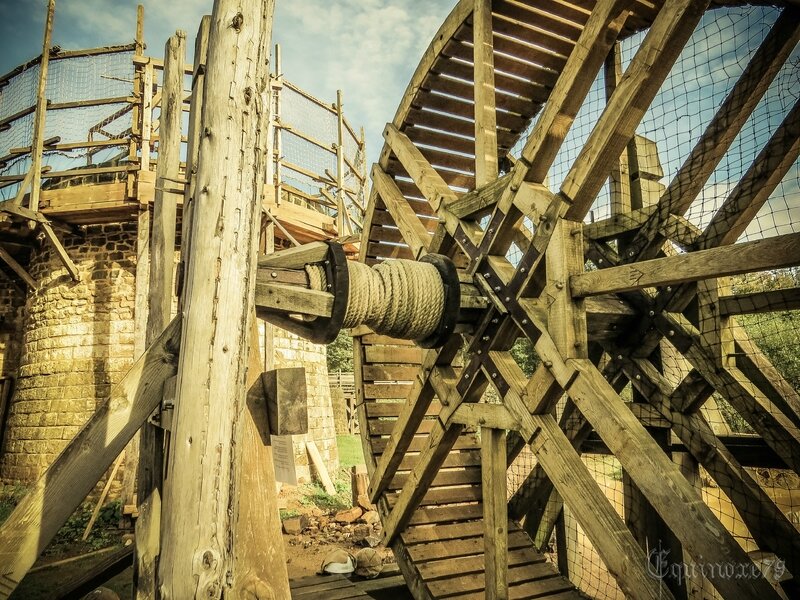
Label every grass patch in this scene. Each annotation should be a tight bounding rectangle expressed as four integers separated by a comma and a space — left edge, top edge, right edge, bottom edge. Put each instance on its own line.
337, 434, 364, 468
299, 476, 352, 512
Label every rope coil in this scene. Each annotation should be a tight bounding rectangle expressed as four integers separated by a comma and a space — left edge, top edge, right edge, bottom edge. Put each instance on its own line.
305, 259, 446, 341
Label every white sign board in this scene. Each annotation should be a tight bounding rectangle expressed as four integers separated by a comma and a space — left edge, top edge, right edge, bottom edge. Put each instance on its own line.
271, 434, 297, 486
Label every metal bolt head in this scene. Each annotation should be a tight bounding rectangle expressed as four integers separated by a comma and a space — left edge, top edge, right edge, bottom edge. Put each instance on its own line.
522, 319, 528, 325
668, 330, 675, 337
648, 310, 655, 317
482, 335, 490, 341
465, 373, 470, 379
635, 374, 641, 380
598, 259, 604, 264
544, 360, 553, 368
492, 373, 497, 379
494, 286, 501, 292
491, 318, 499, 324
484, 272, 491, 278
488, 228, 494, 234
555, 282, 564, 290
617, 354, 623, 360
505, 296, 510, 302
520, 267, 526, 273
628, 250, 635, 257
271, 271, 278, 278
666, 286, 672, 292
477, 349, 482, 355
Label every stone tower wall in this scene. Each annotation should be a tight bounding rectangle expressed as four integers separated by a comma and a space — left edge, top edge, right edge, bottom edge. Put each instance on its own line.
0, 223, 137, 485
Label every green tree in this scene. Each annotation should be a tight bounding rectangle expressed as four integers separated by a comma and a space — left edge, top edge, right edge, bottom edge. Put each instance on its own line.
327, 331, 353, 373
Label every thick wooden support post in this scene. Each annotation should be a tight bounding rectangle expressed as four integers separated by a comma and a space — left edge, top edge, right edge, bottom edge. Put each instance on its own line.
28, 0, 55, 213
134, 31, 185, 600
473, 0, 498, 186
482, 427, 508, 600
158, 1, 283, 598
604, 41, 632, 216
0, 318, 181, 600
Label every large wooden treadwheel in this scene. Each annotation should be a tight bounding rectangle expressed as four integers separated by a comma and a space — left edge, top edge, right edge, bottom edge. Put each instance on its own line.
355, 1, 800, 599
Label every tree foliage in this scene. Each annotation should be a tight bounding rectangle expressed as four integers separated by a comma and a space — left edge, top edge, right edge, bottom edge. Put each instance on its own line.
327, 331, 354, 373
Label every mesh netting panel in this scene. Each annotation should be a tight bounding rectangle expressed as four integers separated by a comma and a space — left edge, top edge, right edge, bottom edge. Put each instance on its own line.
505, 6, 799, 599
0, 50, 134, 201
275, 83, 365, 229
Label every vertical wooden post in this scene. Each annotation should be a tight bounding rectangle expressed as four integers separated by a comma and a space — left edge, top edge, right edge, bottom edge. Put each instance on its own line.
178, 16, 211, 307
122, 6, 149, 521
148, 31, 185, 340
141, 64, 154, 172
274, 44, 283, 208
473, 0, 498, 186
482, 426, 508, 600
27, 0, 55, 212
134, 30, 186, 600
604, 42, 632, 216
335, 89, 351, 236
158, 1, 286, 597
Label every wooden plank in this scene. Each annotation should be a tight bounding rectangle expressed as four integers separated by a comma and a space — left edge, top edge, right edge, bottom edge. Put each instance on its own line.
368, 337, 460, 502
371, 165, 432, 258
451, 402, 518, 430
415, 547, 543, 581
571, 232, 800, 297
473, 0, 498, 186
562, 0, 709, 219
628, 8, 800, 260
719, 287, 800, 316
254, 282, 333, 317
307, 440, 336, 495
405, 530, 533, 563
39, 222, 80, 282
482, 426, 508, 600
384, 124, 459, 211
0, 246, 35, 288
0, 318, 181, 599
157, 2, 287, 598
258, 241, 328, 268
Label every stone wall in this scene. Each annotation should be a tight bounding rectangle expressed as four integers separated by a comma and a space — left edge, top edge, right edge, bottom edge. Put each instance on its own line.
0, 223, 137, 486
0, 277, 25, 379
267, 324, 339, 484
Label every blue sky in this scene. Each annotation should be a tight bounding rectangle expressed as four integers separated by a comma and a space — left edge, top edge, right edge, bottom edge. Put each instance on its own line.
0, 0, 454, 164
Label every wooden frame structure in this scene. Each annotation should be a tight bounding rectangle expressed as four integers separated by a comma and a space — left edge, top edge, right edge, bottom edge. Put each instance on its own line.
353, 1, 800, 599
0, 1, 798, 599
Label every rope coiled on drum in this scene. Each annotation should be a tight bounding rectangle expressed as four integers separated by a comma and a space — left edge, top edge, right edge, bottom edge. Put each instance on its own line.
305, 260, 445, 340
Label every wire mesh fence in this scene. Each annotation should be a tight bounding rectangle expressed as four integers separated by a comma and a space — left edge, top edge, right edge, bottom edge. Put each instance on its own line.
0, 49, 135, 201
276, 82, 366, 231
504, 5, 800, 598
